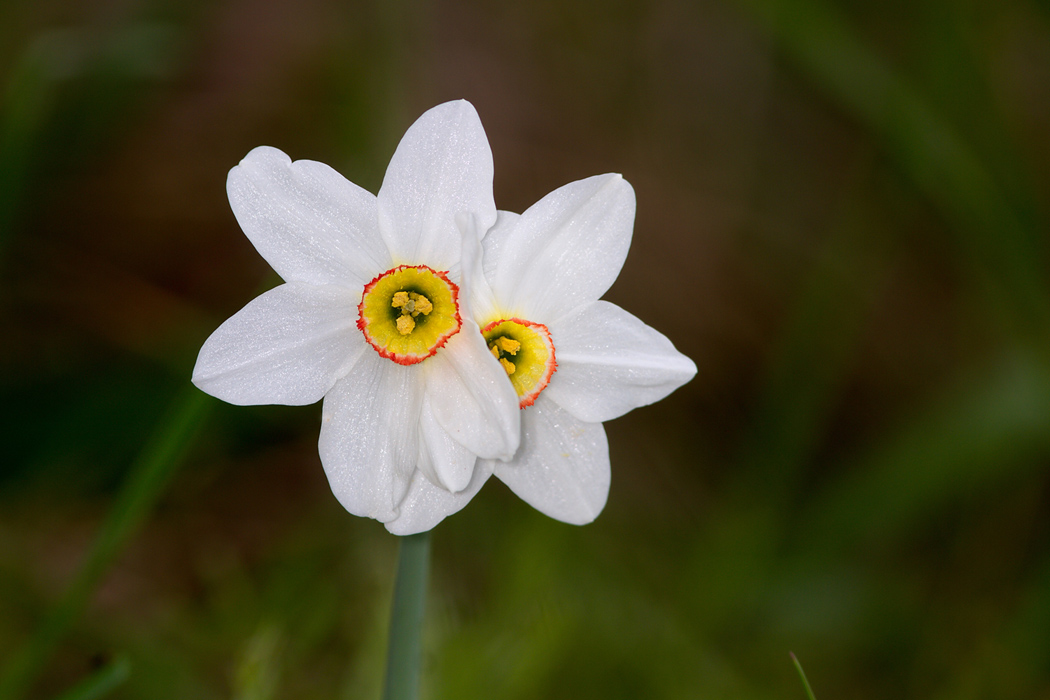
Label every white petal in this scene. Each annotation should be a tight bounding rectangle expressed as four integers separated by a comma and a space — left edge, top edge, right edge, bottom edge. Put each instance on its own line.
416, 394, 479, 493
385, 460, 494, 536
544, 300, 697, 423
318, 353, 424, 523
483, 174, 635, 321
228, 146, 389, 287
493, 396, 609, 525
475, 209, 519, 322
192, 282, 365, 406
456, 211, 499, 323
423, 320, 521, 460
377, 101, 496, 269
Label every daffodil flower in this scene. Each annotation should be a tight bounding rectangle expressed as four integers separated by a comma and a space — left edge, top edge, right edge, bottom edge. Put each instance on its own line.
192, 101, 520, 534
463, 174, 698, 524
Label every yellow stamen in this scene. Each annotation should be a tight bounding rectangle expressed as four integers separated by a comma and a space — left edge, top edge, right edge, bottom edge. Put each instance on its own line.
490, 345, 501, 360
392, 290, 434, 329
495, 337, 520, 355
410, 293, 433, 316
499, 357, 516, 375
396, 315, 416, 335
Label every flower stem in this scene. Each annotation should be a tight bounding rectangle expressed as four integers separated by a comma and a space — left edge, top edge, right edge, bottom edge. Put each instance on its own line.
381, 531, 431, 700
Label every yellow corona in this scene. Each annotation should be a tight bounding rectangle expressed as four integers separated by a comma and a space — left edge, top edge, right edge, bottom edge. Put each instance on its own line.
482, 318, 557, 407
358, 265, 461, 365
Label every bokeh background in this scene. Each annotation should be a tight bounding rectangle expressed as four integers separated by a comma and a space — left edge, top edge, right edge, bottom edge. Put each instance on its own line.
3, 0, 1050, 698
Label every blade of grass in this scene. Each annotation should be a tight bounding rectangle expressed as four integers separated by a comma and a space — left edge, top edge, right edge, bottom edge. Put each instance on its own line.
790, 652, 817, 700
0, 33, 63, 257
49, 654, 130, 700
0, 388, 211, 700
232, 624, 284, 700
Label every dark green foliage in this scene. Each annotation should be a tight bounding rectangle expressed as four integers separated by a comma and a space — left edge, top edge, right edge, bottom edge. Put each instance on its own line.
2, 0, 1049, 698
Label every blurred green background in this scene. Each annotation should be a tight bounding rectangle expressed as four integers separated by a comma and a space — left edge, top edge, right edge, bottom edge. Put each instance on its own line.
2, 0, 1050, 698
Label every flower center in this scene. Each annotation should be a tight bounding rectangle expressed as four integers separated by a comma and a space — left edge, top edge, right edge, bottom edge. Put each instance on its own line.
481, 318, 557, 408
358, 265, 461, 365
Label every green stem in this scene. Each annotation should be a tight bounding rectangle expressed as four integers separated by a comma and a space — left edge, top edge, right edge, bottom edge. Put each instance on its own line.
381, 531, 432, 700
0, 388, 210, 700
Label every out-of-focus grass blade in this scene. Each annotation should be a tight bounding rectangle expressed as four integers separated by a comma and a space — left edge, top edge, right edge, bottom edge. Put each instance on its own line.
739, 176, 885, 500
0, 24, 183, 261
49, 654, 130, 700
790, 652, 817, 700
0, 33, 63, 254
997, 557, 1050, 697
735, 0, 1050, 337
0, 388, 211, 700
232, 625, 283, 700
801, 352, 1050, 551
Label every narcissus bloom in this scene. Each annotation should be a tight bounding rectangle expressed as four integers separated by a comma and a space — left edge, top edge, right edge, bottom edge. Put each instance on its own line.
463, 173, 697, 524
192, 101, 520, 535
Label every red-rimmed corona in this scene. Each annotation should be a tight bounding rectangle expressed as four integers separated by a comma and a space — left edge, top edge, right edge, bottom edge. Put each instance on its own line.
357, 264, 462, 365
481, 317, 557, 408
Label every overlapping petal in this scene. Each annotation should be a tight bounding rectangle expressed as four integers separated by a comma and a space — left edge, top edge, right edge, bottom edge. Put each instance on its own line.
491, 396, 610, 525
378, 101, 497, 271
423, 320, 521, 460
318, 354, 424, 523
482, 174, 635, 321
227, 147, 389, 287
385, 459, 494, 536
192, 282, 366, 406
416, 394, 479, 493
456, 211, 500, 322
544, 300, 698, 423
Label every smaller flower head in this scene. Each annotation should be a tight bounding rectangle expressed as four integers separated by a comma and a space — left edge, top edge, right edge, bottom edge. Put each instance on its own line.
481, 318, 556, 407
463, 173, 697, 525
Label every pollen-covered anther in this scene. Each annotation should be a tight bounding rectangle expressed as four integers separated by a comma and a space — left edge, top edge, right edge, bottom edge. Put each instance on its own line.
358, 265, 461, 365
410, 293, 433, 316
396, 315, 416, 335
494, 337, 520, 355
482, 318, 557, 408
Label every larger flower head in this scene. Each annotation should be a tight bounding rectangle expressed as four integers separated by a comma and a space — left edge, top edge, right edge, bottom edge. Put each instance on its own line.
463, 173, 698, 525
192, 101, 520, 535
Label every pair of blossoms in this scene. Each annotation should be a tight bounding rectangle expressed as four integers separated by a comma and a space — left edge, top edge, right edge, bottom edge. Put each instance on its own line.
193, 101, 696, 535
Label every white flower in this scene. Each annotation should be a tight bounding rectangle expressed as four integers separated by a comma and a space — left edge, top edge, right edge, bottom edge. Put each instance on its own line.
192, 101, 521, 535
462, 173, 698, 524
